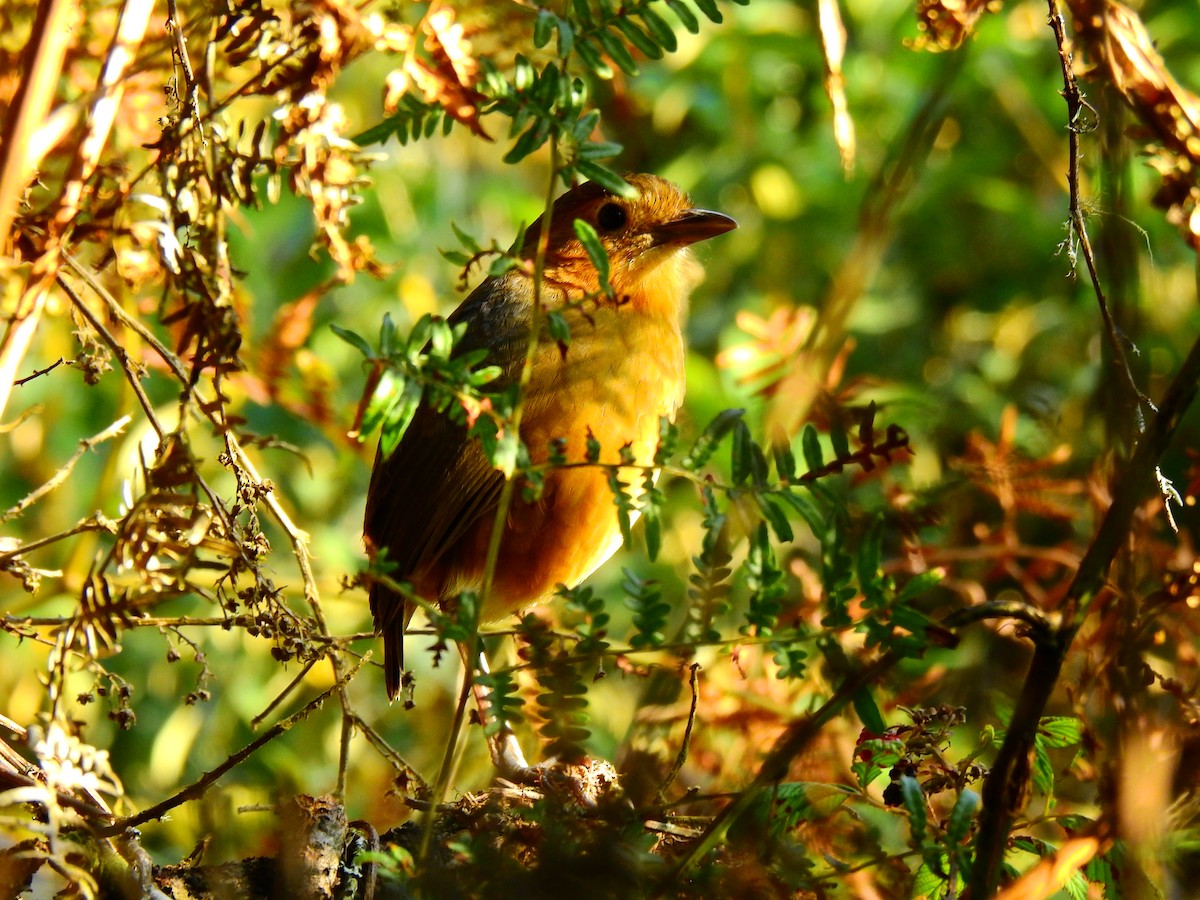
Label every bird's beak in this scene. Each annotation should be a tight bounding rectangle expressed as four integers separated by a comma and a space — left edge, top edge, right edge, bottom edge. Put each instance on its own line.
652, 209, 738, 247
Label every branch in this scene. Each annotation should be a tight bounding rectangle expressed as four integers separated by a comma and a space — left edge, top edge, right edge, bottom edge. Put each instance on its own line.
2, 416, 131, 524
968, 258, 1200, 900
663, 652, 898, 887
97, 659, 363, 837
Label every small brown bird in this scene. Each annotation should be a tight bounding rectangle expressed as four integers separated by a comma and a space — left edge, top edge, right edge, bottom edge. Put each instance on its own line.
364, 173, 736, 700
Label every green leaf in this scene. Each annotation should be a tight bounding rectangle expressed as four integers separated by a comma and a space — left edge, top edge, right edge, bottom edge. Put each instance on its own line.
428, 317, 454, 359
900, 775, 927, 845
642, 497, 661, 561
487, 255, 518, 279
571, 0, 593, 25
912, 862, 948, 898
379, 377, 423, 459
571, 108, 602, 142
654, 416, 678, 466
780, 488, 825, 537
379, 312, 399, 358
468, 365, 502, 387
1038, 716, 1082, 748
830, 418, 851, 460
1032, 739, 1054, 796
851, 737, 904, 787
359, 367, 401, 439
573, 39, 613, 79
897, 569, 944, 603
639, 8, 678, 52
572, 218, 612, 294
596, 27, 639, 75
439, 248, 471, 266
575, 159, 637, 197
756, 495, 794, 543
692, 0, 723, 22
504, 116, 552, 163
606, 467, 634, 548
406, 314, 431, 360
555, 17, 575, 56
1084, 855, 1117, 894
623, 568, 668, 649
730, 419, 753, 485
682, 407, 745, 470
852, 687, 886, 734
490, 428, 521, 477
773, 439, 796, 481
946, 789, 980, 844
801, 424, 823, 471
546, 310, 572, 348
533, 9, 556, 48
513, 54, 535, 92
613, 16, 662, 59
577, 140, 624, 160
770, 641, 808, 679
530, 63, 561, 107
740, 782, 853, 837
1063, 872, 1089, 900
329, 323, 373, 359
665, 0, 700, 32
856, 517, 884, 602
353, 114, 416, 146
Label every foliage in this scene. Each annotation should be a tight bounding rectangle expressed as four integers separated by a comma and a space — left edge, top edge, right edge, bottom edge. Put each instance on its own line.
3, 0, 1200, 897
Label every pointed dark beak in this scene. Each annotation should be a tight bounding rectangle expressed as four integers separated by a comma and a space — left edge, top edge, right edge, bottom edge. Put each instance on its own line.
652, 208, 738, 247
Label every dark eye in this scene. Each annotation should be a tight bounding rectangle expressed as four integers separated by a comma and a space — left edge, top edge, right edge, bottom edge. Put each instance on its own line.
596, 202, 627, 231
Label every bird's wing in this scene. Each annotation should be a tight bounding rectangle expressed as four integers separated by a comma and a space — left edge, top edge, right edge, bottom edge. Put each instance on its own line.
364, 274, 532, 693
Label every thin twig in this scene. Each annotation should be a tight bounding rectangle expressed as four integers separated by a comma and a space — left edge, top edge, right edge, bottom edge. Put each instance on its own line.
66, 246, 362, 802
13, 358, 65, 386
2, 416, 132, 524
97, 659, 363, 837
419, 144, 567, 863
1047, 0, 1151, 416
224, 431, 358, 798
662, 653, 899, 889
350, 714, 428, 797
165, 0, 206, 145
249, 656, 320, 729
60, 276, 165, 440
968, 7, 1200, 894
655, 663, 701, 805
0, 516, 118, 566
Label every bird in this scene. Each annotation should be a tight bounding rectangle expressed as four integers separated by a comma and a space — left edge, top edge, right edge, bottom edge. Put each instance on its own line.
363, 173, 737, 705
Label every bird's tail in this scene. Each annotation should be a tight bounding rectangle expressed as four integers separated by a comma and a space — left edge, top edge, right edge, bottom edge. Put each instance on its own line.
369, 584, 411, 701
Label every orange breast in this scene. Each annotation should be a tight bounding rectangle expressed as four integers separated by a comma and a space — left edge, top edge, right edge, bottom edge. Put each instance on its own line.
451, 301, 686, 621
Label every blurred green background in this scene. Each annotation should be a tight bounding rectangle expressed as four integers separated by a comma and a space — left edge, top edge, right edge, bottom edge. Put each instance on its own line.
4, 0, 1200, 881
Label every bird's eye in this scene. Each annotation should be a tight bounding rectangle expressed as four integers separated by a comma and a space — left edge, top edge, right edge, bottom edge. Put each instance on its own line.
596, 202, 627, 231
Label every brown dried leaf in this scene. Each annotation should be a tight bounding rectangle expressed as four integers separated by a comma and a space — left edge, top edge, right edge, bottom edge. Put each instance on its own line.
910, 0, 1003, 52
407, 5, 490, 138
1070, 0, 1200, 247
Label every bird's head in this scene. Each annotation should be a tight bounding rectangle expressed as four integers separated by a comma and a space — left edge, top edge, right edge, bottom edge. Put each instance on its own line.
524, 173, 736, 313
